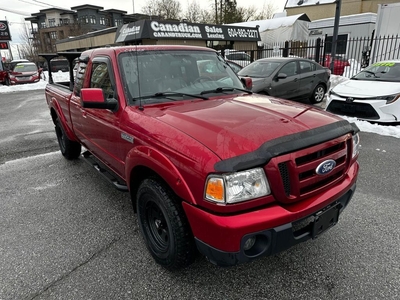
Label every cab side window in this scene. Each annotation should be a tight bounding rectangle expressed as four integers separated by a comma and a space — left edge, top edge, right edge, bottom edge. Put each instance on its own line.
299, 61, 314, 73
90, 62, 114, 100
74, 61, 87, 96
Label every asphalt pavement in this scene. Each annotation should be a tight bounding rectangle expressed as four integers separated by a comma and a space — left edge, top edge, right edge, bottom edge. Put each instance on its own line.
0, 89, 399, 300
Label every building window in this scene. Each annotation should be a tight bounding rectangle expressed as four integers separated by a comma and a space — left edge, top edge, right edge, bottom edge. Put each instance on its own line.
50, 31, 58, 39
99, 17, 105, 25
40, 21, 46, 28
60, 18, 70, 25
114, 19, 123, 26
80, 15, 89, 24
48, 18, 56, 27
90, 15, 96, 24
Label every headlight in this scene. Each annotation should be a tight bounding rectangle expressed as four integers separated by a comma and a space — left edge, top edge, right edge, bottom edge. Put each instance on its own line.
363, 94, 400, 104
352, 133, 361, 158
205, 168, 271, 204
380, 94, 400, 104
329, 90, 338, 97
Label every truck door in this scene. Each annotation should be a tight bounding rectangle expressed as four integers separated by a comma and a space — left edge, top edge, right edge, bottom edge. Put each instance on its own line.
70, 57, 125, 177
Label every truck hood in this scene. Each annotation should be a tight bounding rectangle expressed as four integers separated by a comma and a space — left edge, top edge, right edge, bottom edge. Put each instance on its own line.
146, 94, 344, 160
333, 79, 400, 97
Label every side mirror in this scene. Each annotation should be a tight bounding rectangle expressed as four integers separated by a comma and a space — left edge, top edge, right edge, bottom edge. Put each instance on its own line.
81, 88, 118, 111
240, 77, 252, 90
277, 73, 288, 80
38, 68, 43, 74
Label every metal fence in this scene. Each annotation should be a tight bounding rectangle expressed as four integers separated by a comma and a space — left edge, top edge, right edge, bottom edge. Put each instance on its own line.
237, 34, 400, 77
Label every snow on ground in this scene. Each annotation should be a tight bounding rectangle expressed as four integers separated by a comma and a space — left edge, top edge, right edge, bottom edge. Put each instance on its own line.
0, 71, 69, 94
1, 70, 399, 139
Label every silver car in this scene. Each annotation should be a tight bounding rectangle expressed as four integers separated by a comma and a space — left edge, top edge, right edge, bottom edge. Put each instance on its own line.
238, 57, 331, 104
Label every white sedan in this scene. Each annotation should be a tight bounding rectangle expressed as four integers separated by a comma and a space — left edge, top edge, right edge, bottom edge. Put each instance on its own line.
325, 60, 400, 123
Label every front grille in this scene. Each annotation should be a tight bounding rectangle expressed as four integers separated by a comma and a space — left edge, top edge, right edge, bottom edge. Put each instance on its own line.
326, 100, 380, 119
266, 134, 351, 203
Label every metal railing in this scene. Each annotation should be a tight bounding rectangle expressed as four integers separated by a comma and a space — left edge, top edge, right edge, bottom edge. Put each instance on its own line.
234, 34, 400, 77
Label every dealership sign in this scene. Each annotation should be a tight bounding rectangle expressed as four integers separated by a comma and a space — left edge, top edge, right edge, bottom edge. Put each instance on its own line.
115, 20, 260, 43
0, 21, 11, 41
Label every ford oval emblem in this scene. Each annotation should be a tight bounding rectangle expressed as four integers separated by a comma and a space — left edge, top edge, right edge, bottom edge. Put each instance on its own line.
316, 159, 336, 176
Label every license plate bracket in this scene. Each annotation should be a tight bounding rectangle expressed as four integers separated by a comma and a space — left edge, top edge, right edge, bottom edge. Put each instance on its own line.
311, 204, 340, 238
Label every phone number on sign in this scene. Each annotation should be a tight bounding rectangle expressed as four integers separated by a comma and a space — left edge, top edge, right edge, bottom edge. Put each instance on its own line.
227, 28, 259, 39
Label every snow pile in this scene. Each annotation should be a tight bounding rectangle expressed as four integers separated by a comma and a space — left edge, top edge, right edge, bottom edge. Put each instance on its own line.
341, 116, 400, 139
343, 58, 362, 78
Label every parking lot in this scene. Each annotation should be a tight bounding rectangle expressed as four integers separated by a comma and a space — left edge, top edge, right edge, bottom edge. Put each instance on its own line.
1, 89, 399, 300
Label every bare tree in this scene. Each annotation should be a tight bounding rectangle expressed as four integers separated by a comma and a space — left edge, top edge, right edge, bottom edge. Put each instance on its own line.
142, 0, 182, 20
253, 0, 277, 20
185, 1, 215, 23
184, 1, 202, 22
18, 23, 38, 63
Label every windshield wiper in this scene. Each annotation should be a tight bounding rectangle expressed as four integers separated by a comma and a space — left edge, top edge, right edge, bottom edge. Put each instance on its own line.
200, 87, 252, 95
360, 70, 377, 77
133, 91, 209, 101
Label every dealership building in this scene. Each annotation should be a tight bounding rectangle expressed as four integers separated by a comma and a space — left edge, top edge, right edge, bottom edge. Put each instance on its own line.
56, 19, 261, 53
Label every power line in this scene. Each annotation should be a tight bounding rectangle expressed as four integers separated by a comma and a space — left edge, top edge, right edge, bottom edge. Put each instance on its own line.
0, 7, 32, 16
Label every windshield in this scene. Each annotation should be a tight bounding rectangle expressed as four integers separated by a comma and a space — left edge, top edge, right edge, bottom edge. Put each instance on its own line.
118, 50, 244, 105
13, 63, 38, 72
238, 61, 281, 77
352, 62, 400, 82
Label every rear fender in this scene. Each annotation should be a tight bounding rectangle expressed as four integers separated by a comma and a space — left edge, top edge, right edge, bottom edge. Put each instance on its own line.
125, 146, 196, 205
49, 99, 79, 142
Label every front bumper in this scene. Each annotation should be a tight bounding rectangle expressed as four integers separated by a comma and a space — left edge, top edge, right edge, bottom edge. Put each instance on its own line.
183, 163, 358, 267
326, 96, 400, 123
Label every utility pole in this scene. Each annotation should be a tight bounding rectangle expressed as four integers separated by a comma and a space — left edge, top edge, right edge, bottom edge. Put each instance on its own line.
132, 0, 135, 13
330, 0, 342, 73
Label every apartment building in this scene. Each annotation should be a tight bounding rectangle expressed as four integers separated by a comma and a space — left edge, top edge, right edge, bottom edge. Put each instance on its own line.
25, 5, 127, 53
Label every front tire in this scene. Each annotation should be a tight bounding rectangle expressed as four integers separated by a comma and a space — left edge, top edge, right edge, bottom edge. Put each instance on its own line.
55, 118, 81, 159
137, 178, 196, 270
310, 84, 326, 104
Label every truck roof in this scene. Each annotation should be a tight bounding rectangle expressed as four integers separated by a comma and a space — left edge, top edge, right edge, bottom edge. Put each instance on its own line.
81, 45, 217, 57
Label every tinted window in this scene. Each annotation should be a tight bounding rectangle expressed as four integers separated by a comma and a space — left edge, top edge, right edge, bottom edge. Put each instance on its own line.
74, 61, 87, 96
238, 61, 281, 77
279, 61, 298, 77
90, 62, 114, 100
299, 61, 315, 73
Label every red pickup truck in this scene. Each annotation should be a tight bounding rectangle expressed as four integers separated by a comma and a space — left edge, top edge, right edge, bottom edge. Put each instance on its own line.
44, 45, 360, 269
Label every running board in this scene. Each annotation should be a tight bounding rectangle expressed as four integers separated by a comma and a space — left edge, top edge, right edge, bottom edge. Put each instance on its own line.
82, 151, 128, 192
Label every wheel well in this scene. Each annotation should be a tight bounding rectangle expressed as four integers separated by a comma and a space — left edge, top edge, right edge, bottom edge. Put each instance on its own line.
50, 108, 58, 125
317, 82, 327, 91
129, 166, 165, 212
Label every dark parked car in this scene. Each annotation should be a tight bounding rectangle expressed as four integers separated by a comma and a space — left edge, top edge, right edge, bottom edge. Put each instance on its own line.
238, 57, 331, 104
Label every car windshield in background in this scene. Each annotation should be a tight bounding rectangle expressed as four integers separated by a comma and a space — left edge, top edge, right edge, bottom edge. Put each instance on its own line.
13, 63, 38, 72
238, 61, 281, 77
352, 62, 400, 82
118, 50, 244, 105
